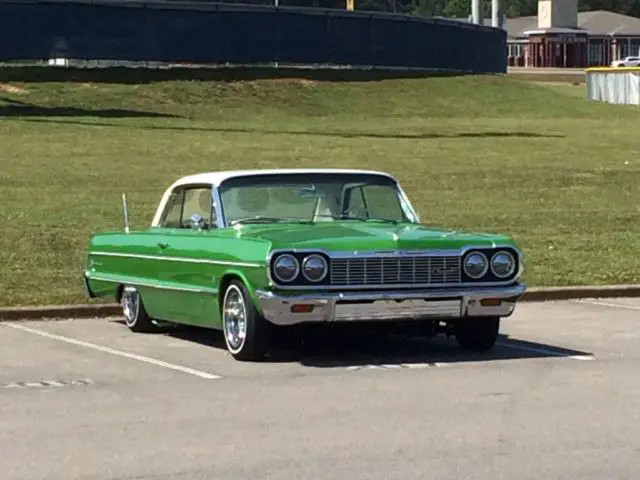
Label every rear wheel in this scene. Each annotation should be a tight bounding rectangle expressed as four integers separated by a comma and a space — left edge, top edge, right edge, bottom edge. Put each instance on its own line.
454, 316, 500, 352
222, 280, 271, 361
121, 285, 158, 333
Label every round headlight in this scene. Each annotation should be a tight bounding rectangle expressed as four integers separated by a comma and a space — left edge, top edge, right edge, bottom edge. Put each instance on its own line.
273, 254, 299, 283
301, 254, 328, 282
490, 251, 516, 278
464, 251, 488, 279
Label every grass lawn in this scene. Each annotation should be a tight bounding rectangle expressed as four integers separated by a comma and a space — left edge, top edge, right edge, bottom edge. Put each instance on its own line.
1, 68, 640, 307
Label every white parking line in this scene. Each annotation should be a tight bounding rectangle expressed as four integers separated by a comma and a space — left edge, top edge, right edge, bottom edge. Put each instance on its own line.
575, 299, 640, 311
496, 341, 595, 360
345, 362, 448, 371
4, 323, 222, 380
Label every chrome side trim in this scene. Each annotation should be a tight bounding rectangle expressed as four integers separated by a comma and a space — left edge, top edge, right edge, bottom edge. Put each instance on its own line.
255, 283, 526, 326
89, 251, 263, 268
85, 272, 219, 295
265, 244, 523, 290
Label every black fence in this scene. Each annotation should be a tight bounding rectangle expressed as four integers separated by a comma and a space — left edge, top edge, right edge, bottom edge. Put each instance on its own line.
0, 0, 507, 73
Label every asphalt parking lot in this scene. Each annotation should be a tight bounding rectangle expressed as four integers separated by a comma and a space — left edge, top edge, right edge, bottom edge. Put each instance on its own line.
2, 298, 639, 480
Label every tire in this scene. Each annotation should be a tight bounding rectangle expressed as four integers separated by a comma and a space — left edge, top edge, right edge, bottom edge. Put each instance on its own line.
454, 316, 500, 352
221, 280, 271, 361
121, 285, 158, 333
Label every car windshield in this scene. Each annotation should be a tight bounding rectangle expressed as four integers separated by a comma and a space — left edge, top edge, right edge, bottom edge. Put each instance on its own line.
217, 173, 419, 226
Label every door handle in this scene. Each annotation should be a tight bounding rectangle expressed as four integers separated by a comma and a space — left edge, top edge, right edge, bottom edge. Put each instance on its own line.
157, 242, 169, 249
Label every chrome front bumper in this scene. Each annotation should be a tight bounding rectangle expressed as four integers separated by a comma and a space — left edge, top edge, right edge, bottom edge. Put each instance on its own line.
255, 283, 527, 327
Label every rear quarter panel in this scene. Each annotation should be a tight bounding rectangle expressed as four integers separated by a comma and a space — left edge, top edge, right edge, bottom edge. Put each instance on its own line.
84, 230, 167, 302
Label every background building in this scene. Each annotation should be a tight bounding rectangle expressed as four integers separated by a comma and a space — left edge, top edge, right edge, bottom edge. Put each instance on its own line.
504, 2, 640, 67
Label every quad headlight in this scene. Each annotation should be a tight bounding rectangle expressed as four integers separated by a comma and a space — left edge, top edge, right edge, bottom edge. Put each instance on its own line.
273, 254, 299, 283
271, 252, 329, 284
490, 250, 516, 278
301, 254, 328, 282
463, 251, 488, 279
463, 249, 518, 281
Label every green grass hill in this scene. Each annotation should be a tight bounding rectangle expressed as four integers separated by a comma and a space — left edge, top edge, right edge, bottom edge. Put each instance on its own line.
1, 69, 639, 306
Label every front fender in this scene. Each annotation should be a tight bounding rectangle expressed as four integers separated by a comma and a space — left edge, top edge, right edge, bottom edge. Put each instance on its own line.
218, 267, 270, 314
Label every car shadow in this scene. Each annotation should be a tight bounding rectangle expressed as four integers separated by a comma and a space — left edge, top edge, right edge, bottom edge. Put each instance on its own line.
111, 320, 593, 367
295, 333, 593, 369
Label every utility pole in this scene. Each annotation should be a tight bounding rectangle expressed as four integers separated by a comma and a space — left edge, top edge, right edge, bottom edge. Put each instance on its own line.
471, 0, 481, 25
491, 0, 501, 27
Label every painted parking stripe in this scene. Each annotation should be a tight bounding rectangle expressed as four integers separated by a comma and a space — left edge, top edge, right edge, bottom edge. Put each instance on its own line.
2, 379, 94, 389
574, 299, 640, 311
4, 323, 221, 380
496, 341, 595, 360
345, 362, 448, 371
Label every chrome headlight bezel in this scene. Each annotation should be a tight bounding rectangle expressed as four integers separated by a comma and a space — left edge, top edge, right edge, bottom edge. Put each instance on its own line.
490, 250, 516, 279
301, 254, 328, 282
463, 251, 489, 280
272, 254, 300, 283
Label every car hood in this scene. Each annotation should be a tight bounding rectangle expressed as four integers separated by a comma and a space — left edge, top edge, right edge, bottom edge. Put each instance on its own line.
234, 222, 515, 252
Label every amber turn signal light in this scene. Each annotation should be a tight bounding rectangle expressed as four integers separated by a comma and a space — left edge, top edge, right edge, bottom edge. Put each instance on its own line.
480, 298, 502, 307
291, 304, 315, 313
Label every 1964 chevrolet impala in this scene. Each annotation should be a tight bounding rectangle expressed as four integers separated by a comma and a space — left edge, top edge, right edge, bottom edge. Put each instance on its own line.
83, 168, 526, 361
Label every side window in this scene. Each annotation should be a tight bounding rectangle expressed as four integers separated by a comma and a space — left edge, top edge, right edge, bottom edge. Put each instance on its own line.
344, 185, 406, 221
159, 190, 184, 228
182, 187, 214, 228
158, 186, 215, 228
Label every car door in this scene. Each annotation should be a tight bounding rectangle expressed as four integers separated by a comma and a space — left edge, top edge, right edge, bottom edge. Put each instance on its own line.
152, 183, 218, 325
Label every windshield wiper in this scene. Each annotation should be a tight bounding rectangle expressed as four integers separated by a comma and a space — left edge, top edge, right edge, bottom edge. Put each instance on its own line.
230, 216, 312, 226
312, 214, 400, 224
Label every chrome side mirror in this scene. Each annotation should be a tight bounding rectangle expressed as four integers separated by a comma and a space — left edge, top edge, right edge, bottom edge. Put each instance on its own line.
189, 213, 205, 230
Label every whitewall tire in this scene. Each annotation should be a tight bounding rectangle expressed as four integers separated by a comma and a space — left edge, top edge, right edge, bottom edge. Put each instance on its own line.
222, 280, 271, 361
121, 285, 158, 333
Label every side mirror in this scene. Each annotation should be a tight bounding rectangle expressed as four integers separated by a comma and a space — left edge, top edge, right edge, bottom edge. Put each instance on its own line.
189, 213, 206, 230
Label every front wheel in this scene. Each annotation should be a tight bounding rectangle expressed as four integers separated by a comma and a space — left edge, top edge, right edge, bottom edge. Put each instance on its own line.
221, 280, 271, 361
454, 316, 500, 352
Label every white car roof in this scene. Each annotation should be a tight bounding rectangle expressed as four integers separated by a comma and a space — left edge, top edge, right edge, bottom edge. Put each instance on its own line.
151, 168, 415, 227
170, 168, 398, 189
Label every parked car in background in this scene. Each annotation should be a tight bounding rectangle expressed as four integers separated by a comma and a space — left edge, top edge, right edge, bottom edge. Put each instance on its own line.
83, 169, 526, 361
611, 56, 640, 67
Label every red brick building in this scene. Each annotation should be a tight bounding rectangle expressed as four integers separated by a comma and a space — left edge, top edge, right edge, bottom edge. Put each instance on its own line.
505, 9, 640, 68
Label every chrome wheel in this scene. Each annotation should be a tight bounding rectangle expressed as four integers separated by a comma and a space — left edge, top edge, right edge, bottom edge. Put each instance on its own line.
223, 285, 247, 353
122, 286, 139, 327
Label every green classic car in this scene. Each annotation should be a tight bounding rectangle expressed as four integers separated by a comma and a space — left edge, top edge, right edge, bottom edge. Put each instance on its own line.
84, 168, 526, 361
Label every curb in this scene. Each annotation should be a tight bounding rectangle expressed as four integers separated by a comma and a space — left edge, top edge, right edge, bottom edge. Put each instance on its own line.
0, 303, 122, 321
521, 284, 640, 302
2, 284, 640, 321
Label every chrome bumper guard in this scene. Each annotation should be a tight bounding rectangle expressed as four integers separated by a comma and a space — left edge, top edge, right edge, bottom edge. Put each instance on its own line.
255, 283, 527, 326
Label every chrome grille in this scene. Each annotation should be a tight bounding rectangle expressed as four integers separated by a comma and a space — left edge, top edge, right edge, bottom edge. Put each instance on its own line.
329, 255, 461, 286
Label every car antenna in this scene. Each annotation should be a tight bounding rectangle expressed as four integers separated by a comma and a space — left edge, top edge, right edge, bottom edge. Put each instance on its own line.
121, 193, 130, 233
